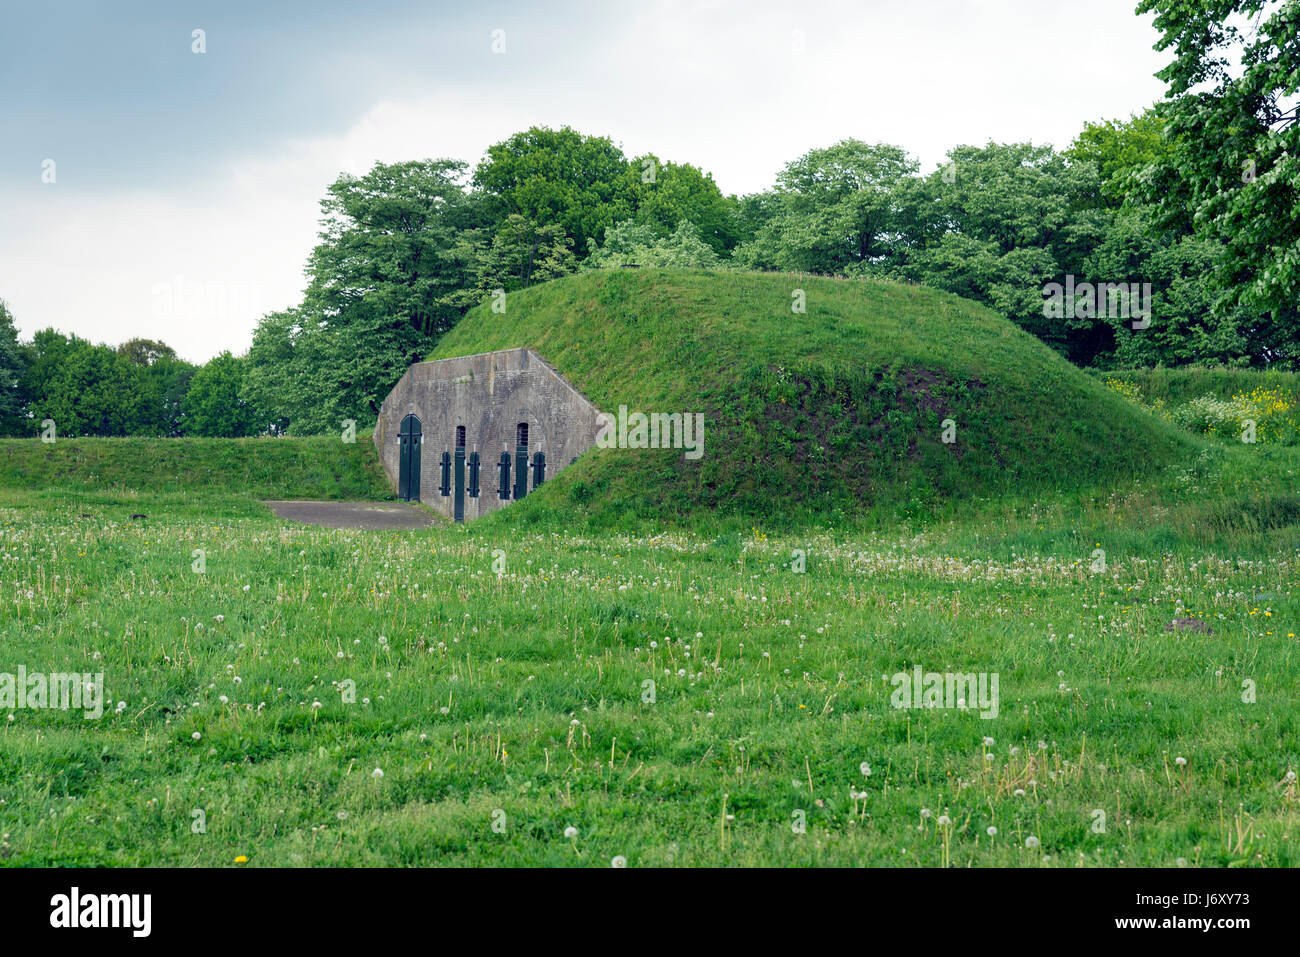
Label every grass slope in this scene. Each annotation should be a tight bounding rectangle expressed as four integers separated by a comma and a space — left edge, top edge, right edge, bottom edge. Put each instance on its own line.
0, 435, 392, 501
433, 270, 1191, 525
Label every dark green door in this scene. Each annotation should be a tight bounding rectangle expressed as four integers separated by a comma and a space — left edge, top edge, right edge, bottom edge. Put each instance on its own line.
453, 426, 466, 522
398, 414, 421, 501
513, 422, 529, 500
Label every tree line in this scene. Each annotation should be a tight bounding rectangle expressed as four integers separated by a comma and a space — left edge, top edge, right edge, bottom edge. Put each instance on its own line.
3, 0, 1295, 437
0, 315, 260, 438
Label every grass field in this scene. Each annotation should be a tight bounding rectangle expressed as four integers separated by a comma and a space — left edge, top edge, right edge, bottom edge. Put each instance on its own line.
1, 432, 1297, 866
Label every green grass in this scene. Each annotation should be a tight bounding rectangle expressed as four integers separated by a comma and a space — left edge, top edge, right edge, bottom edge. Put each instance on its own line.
1096, 366, 1300, 407
0, 436, 1296, 867
432, 270, 1192, 526
0, 434, 392, 500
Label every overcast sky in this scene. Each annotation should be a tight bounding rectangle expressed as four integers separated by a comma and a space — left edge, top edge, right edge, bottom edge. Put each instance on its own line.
0, 0, 1172, 363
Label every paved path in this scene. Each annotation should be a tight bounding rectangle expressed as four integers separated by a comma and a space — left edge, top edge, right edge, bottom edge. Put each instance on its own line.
262, 500, 438, 530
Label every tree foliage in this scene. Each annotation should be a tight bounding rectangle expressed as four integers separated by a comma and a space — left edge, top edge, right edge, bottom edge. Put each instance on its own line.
183, 352, 263, 437
473, 126, 635, 257
0, 301, 28, 436
587, 220, 722, 269
1136, 0, 1300, 361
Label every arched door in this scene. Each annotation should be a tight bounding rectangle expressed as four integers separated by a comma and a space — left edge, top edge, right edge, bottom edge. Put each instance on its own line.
398, 414, 422, 500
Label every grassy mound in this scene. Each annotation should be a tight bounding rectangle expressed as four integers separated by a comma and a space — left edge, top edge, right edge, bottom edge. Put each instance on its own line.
431, 269, 1191, 523
0, 434, 391, 499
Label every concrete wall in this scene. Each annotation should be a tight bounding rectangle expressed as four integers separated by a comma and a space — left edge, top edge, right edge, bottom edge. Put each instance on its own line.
373, 347, 602, 520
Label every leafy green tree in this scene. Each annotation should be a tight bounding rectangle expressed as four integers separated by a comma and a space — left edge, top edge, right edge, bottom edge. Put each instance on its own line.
1066, 110, 1171, 204
729, 191, 780, 251
183, 352, 262, 436
1136, 0, 1300, 361
922, 143, 1078, 256
587, 220, 722, 269
30, 339, 152, 436
625, 156, 739, 252
143, 356, 198, 436
0, 300, 28, 435
1084, 206, 1253, 367
117, 337, 178, 367
453, 214, 577, 303
241, 309, 300, 435
111, 337, 195, 435
473, 126, 635, 256
21, 329, 83, 412
733, 140, 918, 274
308, 159, 479, 339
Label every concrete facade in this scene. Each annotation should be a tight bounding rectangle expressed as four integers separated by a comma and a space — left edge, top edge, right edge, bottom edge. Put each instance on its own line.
373, 347, 602, 520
